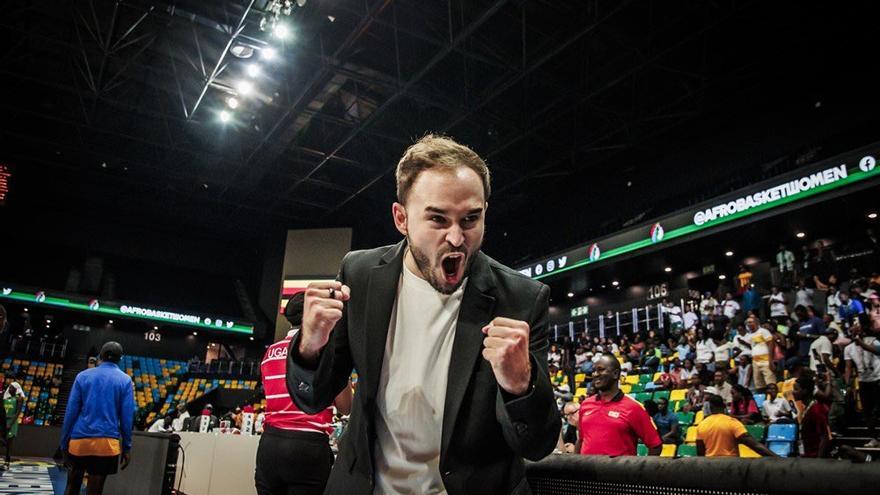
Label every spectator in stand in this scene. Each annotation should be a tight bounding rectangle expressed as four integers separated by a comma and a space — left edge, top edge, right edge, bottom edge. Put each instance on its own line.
812, 242, 834, 291
799, 245, 813, 285
793, 374, 831, 458
653, 398, 680, 445
685, 375, 706, 413
696, 395, 777, 457
712, 330, 734, 371
796, 280, 815, 310
809, 328, 835, 374
679, 359, 697, 383
730, 385, 761, 425
61, 342, 134, 495
838, 290, 865, 331
762, 382, 794, 423
868, 293, 880, 331
676, 338, 695, 363
619, 353, 633, 374
777, 244, 796, 289
696, 334, 716, 372
712, 370, 733, 406
147, 415, 174, 433
2, 381, 25, 470
848, 321, 880, 448
639, 340, 662, 373
548, 344, 562, 369
734, 355, 753, 391
559, 402, 580, 454
700, 292, 718, 327
655, 358, 684, 390
172, 402, 190, 432
577, 354, 662, 456
721, 293, 741, 325
827, 286, 842, 323
256, 292, 353, 495
795, 305, 825, 363
683, 306, 699, 333
737, 266, 753, 296
738, 317, 776, 393
768, 286, 788, 325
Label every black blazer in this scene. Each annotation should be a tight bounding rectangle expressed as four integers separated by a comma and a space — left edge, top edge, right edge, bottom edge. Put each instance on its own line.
286, 240, 560, 495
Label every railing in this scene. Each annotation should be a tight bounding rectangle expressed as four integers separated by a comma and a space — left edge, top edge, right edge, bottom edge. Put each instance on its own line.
525, 454, 879, 495
552, 302, 684, 343
9, 337, 67, 360
188, 359, 260, 377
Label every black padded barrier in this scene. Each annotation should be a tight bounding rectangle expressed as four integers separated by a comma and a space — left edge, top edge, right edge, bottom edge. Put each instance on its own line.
525, 454, 880, 495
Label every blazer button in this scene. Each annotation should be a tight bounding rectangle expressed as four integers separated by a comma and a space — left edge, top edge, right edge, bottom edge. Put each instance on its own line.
298, 382, 311, 393
443, 471, 452, 477
515, 422, 528, 435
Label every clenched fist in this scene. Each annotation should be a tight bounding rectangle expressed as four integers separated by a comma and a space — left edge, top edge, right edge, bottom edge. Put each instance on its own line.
298, 281, 351, 362
481, 317, 532, 396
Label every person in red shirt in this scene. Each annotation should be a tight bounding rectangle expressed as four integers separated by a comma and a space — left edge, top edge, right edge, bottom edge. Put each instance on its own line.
577, 354, 662, 456
793, 373, 831, 458
255, 293, 353, 495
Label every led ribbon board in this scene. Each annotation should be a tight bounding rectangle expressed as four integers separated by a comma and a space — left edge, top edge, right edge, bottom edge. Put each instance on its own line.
0, 283, 255, 334
517, 149, 879, 280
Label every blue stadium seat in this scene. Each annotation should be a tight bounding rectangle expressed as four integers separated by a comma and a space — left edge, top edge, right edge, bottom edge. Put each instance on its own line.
768, 441, 793, 457
766, 423, 797, 441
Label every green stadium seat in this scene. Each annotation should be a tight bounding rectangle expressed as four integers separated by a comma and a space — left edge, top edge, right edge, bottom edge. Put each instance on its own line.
652, 390, 670, 401
676, 411, 695, 427
677, 444, 698, 457
745, 424, 766, 442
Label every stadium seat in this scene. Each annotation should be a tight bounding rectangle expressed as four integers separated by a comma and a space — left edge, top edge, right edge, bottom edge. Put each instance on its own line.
630, 383, 645, 393
652, 390, 670, 401
676, 412, 695, 427
745, 424, 766, 442
677, 444, 698, 457
635, 392, 652, 403
620, 384, 632, 394
766, 423, 797, 441
669, 389, 687, 402
739, 444, 762, 458
684, 426, 697, 444
754, 394, 766, 410
574, 387, 587, 398
652, 372, 662, 382
639, 374, 653, 384
575, 373, 586, 384
694, 410, 705, 425
660, 444, 676, 457
644, 382, 660, 391
625, 375, 640, 385
768, 441, 793, 457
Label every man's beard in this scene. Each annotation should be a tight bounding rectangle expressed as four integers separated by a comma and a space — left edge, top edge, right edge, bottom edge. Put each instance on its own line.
407, 236, 477, 295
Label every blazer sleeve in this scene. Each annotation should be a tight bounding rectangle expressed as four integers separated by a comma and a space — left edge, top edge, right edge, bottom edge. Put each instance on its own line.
495, 283, 561, 461
286, 253, 354, 414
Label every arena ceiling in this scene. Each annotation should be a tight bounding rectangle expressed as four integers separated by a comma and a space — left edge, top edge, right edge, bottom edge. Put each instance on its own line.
2, 0, 878, 266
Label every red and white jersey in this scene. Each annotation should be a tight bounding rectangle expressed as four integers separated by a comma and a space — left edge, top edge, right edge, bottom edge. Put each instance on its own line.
260, 330, 334, 435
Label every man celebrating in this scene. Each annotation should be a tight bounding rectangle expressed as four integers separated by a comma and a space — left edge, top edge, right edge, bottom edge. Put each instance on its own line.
286, 134, 559, 494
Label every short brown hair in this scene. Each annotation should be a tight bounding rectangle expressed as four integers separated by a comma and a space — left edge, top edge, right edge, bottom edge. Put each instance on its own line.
395, 134, 491, 204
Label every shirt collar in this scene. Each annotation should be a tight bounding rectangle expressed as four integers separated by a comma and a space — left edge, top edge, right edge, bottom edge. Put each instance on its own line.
99, 361, 119, 370
595, 389, 625, 403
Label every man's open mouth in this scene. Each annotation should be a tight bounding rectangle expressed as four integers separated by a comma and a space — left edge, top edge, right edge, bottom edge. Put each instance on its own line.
441, 253, 465, 285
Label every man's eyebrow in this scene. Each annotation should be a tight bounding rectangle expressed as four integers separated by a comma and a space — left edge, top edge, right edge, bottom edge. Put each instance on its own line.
423, 206, 484, 215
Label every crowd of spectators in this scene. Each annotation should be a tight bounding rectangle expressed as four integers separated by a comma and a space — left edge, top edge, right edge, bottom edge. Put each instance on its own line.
552, 241, 880, 460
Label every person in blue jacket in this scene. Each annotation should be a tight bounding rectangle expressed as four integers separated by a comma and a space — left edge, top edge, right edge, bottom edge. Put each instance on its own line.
61, 341, 135, 495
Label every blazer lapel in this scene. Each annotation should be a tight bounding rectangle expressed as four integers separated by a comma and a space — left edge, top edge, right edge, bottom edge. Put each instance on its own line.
361, 240, 406, 402
441, 252, 496, 460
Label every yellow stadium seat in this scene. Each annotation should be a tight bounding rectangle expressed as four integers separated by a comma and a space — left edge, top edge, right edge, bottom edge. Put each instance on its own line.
661, 444, 676, 457
574, 388, 587, 398
575, 373, 586, 384
625, 375, 639, 385
739, 444, 761, 458
694, 410, 704, 425
620, 384, 632, 394
669, 389, 687, 402
653, 372, 662, 382
684, 426, 697, 444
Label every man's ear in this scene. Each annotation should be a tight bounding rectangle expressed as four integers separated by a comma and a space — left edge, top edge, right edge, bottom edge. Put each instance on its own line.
392, 202, 408, 236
